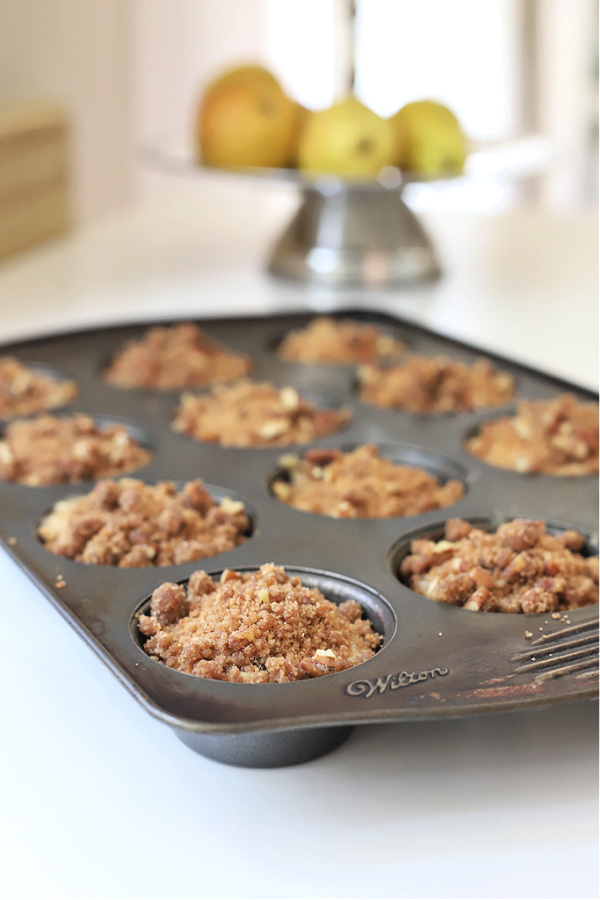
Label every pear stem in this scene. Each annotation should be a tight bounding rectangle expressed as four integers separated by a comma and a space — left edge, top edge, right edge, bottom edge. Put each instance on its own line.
347, 0, 357, 94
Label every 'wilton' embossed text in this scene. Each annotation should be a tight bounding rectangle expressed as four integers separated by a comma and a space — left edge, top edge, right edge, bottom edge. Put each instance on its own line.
346, 667, 449, 699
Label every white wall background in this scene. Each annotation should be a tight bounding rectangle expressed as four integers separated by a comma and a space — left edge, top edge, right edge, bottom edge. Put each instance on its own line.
537, 0, 599, 206
0, 0, 133, 225
266, 0, 523, 135
130, 0, 269, 201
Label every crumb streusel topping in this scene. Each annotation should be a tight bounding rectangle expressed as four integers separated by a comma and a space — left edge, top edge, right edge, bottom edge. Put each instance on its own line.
466, 394, 599, 476
104, 323, 251, 390
359, 355, 515, 413
38, 478, 249, 566
139, 563, 381, 682
278, 316, 405, 364
272, 443, 464, 518
401, 518, 598, 613
173, 380, 350, 447
0, 356, 77, 418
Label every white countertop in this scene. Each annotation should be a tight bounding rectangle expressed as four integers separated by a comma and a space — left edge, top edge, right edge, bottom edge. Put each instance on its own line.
0, 179, 597, 900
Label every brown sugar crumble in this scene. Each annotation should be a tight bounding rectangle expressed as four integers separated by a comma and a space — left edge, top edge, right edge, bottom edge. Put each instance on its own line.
0, 413, 151, 486
104, 322, 251, 390
172, 380, 350, 447
359, 355, 515, 413
0, 356, 77, 419
400, 517, 598, 614
38, 478, 250, 567
138, 563, 381, 683
272, 443, 464, 518
278, 316, 405, 364
466, 394, 599, 476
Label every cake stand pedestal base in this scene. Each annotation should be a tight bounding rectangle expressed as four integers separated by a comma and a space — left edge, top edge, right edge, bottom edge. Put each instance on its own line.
268, 181, 441, 288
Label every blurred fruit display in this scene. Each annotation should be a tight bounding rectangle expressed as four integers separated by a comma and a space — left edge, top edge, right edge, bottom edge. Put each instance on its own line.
195, 63, 467, 179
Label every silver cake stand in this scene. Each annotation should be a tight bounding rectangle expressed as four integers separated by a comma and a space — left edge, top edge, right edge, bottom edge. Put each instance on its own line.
143, 137, 455, 289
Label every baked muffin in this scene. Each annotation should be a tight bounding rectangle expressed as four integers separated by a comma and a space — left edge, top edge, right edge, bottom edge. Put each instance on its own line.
104, 322, 251, 390
359, 355, 515, 413
173, 380, 350, 447
138, 563, 380, 682
278, 316, 405, 364
466, 394, 599, 476
272, 444, 464, 518
38, 478, 249, 566
0, 413, 151, 486
0, 356, 77, 418
400, 518, 598, 613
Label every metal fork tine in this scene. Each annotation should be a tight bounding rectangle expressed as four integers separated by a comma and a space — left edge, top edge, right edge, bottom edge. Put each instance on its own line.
509, 615, 599, 683
528, 657, 599, 681
514, 645, 599, 673
511, 631, 598, 661
529, 620, 598, 647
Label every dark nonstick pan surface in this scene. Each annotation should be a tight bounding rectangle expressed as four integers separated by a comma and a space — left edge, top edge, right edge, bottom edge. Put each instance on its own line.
1, 309, 597, 767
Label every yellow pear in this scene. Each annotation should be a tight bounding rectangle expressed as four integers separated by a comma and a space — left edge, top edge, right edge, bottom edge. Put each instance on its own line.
196, 64, 300, 169
298, 96, 395, 179
285, 101, 311, 168
389, 100, 466, 176
205, 64, 281, 94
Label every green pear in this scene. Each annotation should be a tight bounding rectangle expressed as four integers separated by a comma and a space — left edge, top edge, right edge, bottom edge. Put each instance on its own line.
389, 100, 467, 176
298, 96, 395, 178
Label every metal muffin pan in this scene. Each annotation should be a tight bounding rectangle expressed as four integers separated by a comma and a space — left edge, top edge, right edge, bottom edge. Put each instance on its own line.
0, 309, 598, 768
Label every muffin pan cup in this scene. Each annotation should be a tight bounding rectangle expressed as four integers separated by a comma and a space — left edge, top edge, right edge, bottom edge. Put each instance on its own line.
0, 309, 597, 768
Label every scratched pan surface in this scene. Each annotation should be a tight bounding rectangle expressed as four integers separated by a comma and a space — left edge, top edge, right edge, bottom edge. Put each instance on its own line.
0, 309, 598, 767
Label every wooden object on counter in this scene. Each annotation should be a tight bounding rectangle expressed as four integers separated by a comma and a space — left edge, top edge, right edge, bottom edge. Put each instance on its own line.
0, 101, 71, 262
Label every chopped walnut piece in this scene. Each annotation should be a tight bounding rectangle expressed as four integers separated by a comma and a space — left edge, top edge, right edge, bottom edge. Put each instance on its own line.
220, 568, 239, 583
258, 420, 288, 440
445, 518, 474, 542
279, 386, 300, 410
312, 648, 337, 667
